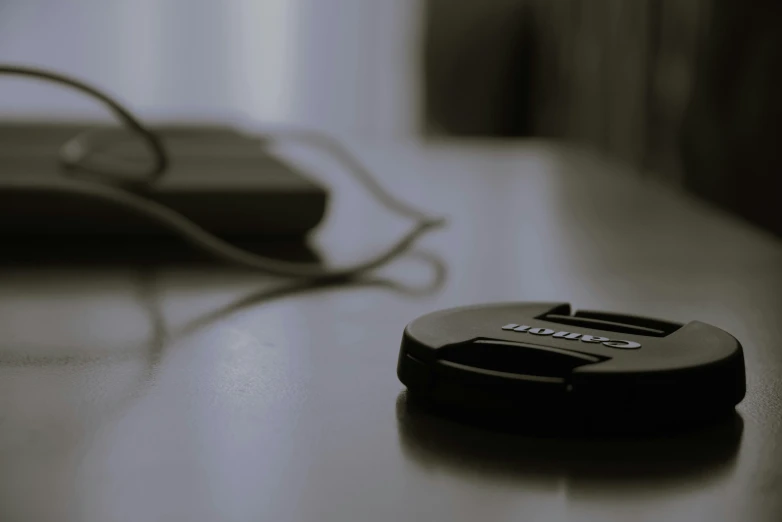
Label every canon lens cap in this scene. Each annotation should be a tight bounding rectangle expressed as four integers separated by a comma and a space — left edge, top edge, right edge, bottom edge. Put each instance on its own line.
398, 303, 745, 429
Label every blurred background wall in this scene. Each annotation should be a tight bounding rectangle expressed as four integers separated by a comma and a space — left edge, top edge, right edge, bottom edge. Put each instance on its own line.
0, 0, 421, 135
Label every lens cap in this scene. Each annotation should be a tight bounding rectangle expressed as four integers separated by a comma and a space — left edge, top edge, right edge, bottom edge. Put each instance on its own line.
398, 302, 745, 429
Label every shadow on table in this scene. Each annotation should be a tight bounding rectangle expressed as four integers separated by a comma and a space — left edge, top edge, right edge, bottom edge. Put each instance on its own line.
396, 391, 743, 495
0, 247, 447, 369
0, 247, 447, 442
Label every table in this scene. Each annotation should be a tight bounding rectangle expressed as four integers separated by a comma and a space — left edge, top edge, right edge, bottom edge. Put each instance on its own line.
1, 140, 781, 522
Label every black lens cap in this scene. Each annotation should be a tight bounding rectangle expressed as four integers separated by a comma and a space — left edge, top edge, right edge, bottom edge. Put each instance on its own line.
398, 302, 745, 430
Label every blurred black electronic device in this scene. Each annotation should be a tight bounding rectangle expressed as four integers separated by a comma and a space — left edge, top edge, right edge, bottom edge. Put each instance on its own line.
0, 122, 328, 238
399, 302, 746, 430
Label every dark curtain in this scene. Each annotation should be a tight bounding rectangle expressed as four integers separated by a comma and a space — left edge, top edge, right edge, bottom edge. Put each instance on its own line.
680, 1, 782, 235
